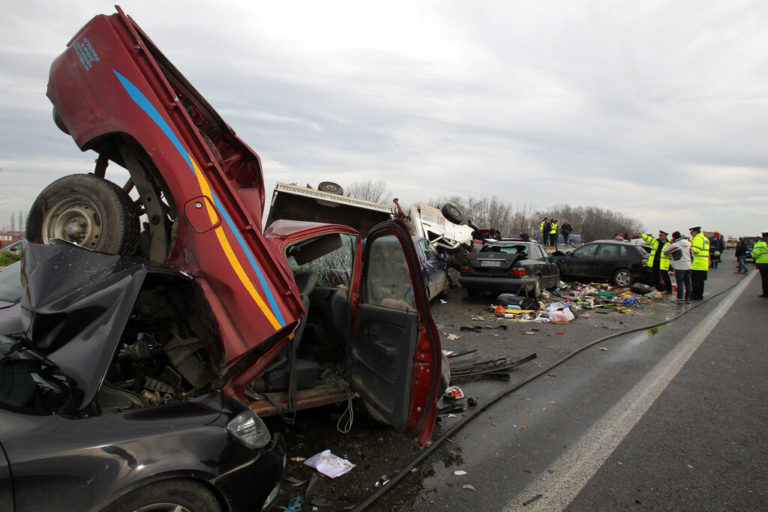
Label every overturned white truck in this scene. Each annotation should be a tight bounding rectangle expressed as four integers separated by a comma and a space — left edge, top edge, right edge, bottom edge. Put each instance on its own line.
265, 182, 476, 267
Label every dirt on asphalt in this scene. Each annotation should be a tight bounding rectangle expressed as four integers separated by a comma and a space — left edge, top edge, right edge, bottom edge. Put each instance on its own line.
271, 283, 682, 512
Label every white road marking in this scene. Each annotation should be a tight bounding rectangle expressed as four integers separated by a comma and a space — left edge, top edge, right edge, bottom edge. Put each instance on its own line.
505, 272, 756, 511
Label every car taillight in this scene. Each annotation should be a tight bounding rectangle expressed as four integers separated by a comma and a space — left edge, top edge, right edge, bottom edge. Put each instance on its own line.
509, 269, 526, 276
227, 410, 271, 449
460, 266, 471, 274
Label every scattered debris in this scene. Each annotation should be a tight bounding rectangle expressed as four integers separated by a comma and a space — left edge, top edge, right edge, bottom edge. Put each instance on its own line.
304, 450, 355, 478
444, 385, 466, 400
454, 470, 467, 476
462, 484, 477, 491
451, 353, 537, 382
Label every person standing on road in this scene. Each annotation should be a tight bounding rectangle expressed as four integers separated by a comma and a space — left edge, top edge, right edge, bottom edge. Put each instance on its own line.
689, 226, 710, 300
639, 230, 672, 294
663, 231, 692, 302
750, 233, 768, 297
550, 219, 558, 249
735, 238, 749, 274
561, 220, 573, 246
541, 218, 550, 246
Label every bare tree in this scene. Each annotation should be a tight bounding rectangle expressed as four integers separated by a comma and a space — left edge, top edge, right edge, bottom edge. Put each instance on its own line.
346, 179, 391, 204
420, 195, 644, 243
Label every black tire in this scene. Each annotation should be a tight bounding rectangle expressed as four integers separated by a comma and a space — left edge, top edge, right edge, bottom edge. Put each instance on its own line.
612, 268, 633, 288
441, 203, 465, 224
103, 480, 221, 512
26, 174, 139, 255
318, 181, 344, 195
52, 107, 69, 134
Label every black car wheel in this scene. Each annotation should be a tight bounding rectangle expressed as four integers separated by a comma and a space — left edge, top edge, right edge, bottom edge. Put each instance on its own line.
612, 268, 633, 287
103, 480, 221, 512
26, 174, 139, 255
441, 203, 465, 224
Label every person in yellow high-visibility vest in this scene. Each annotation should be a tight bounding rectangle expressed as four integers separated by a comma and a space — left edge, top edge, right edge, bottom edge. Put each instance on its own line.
549, 220, 558, 249
689, 226, 710, 300
639, 230, 672, 293
750, 232, 768, 297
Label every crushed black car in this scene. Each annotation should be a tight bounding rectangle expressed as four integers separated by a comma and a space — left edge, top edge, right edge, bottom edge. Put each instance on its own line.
0, 242, 285, 512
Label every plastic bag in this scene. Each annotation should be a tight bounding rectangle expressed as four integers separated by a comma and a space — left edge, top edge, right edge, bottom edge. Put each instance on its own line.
549, 308, 575, 323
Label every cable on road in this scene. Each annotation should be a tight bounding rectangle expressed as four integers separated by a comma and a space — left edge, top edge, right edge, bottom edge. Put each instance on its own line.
350, 277, 748, 511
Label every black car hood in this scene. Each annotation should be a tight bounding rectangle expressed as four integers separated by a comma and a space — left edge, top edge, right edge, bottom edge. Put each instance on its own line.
20, 242, 153, 410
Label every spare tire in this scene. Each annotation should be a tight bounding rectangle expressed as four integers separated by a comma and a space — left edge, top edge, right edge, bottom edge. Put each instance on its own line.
441, 203, 465, 224
27, 174, 139, 255
318, 181, 344, 195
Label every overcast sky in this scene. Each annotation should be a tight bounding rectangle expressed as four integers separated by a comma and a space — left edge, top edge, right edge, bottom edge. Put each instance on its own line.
1, 0, 767, 237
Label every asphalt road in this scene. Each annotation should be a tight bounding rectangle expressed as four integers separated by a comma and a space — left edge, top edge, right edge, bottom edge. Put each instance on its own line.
399, 251, 767, 512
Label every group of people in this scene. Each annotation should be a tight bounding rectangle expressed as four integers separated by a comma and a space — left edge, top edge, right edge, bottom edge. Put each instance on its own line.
638, 228, 768, 301
539, 218, 573, 248
637, 227, 706, 302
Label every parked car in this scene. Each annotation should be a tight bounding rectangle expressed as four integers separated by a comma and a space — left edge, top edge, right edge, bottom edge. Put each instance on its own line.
556, 233, 583, 247
413, 236, 449, 301
22, 1, 440, 472
1, 242, 285, 512
726, 237, 738, 249
556, 240, 652, 287
459, 239, 559, 298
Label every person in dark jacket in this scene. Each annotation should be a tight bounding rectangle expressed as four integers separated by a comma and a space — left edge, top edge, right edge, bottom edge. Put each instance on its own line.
561, 220, 573, 246
541, 218, 551, 246
735, 238, 749, 273
710, 233, 724, 269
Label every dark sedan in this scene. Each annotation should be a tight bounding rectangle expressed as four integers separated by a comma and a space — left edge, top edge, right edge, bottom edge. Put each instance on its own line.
0, 242, 285, 512
556, 240, 652, 287
459, 239, 559, 298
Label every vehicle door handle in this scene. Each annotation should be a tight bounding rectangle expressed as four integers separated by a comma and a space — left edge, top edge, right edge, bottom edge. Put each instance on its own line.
372, 340, 397, 361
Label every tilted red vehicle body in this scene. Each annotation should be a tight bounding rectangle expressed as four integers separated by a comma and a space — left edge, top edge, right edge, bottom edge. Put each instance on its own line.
31, 6, 441, 445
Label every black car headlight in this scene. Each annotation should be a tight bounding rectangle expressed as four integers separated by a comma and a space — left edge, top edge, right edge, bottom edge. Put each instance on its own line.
227, 409, 271, 449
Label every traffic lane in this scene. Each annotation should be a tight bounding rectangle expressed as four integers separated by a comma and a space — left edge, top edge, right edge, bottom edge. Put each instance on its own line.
408, 284, 736, 510
566, 273, 767, 511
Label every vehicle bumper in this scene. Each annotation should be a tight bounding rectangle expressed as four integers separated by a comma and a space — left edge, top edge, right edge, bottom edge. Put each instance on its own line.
459, 275, 536, 292
214, 432, 286, 512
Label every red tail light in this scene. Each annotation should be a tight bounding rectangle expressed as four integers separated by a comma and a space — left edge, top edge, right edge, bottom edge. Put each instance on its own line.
509, 268, 526, 276
460, 266, 471, 274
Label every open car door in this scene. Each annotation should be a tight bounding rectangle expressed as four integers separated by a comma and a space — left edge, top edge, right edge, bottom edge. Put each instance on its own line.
349, 220, 442, 446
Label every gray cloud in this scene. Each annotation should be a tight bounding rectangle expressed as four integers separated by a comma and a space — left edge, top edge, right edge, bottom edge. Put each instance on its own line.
1, 0, 766, 236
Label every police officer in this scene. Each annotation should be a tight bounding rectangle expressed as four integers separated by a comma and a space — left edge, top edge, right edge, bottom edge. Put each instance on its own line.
540, 218, 550, 246
689, 226, 710, 300
549, 219, 558, 249
639, 230, 672, 294
750, 232, 768, 297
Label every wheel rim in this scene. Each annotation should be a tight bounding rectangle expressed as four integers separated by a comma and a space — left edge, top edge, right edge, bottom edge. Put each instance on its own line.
615, 271, 631, 287
42, 196, 103, 249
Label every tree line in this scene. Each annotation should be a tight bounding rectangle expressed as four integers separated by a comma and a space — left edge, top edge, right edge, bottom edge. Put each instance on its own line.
345, 179, 644, 243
